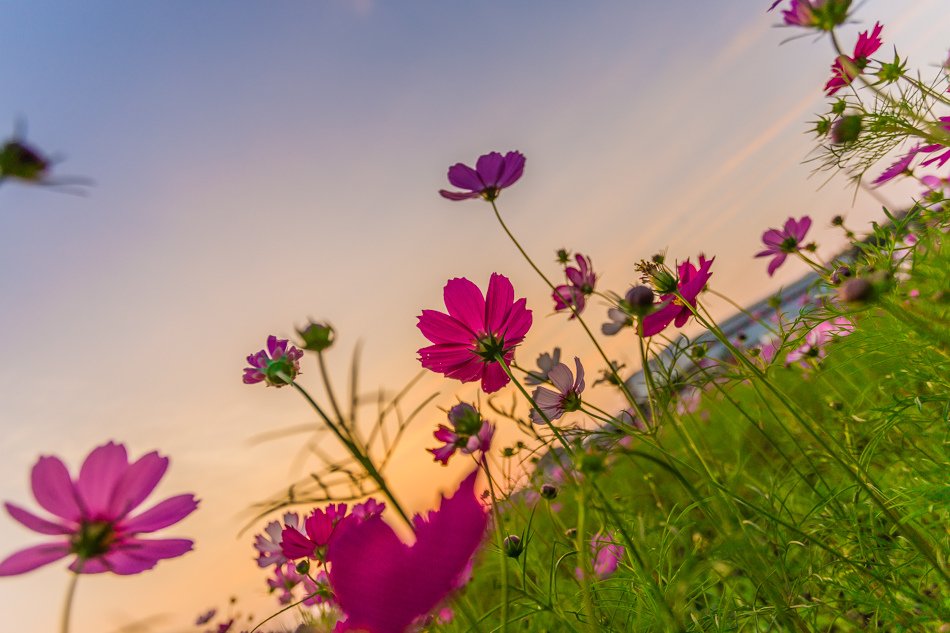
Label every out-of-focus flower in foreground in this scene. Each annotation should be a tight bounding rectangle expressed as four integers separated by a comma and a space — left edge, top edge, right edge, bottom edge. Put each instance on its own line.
417, 273, 532, 393
824, 22, 884, 95
327, 469, 488, 633
552, 254, 597, 317
439, 151, 525, 202
243, 335, 304, 387
429, 403, 495, 465
641, 256, 715, 337
0, 441, 197, 576
529, 357, 585, 424
575, 532, 624, 580
769, 0, 851, 30
755, 216, 812, 276
786, 317, 855, 366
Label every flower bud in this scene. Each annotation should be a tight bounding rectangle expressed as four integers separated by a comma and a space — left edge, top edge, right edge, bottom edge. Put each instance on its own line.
837, 277, 873, 303
830, 265, 852, 285
831, 115, 862, 144
624, 285, 655, 313
504, 535, 524, 558
540, 483, 558, 500
831, 215, 845, 227
555, 248, 570, 264
295, 559, 310, 574
564, 528, 577, 539
297, 321, 335, 352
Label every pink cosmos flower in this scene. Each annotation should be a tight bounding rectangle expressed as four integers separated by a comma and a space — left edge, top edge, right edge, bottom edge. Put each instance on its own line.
524, 348, 562, 385
769, 0, 851, 29
429, 403, 495, 465
755, 216, 812, 276
552, 254, 597, 317
326, 469, 488, 633
825, 22, 884, 95
438, 151, 526, 201
786, 317, 855, 366
281, 503, 348, 562
417, 274, 532, 394
352, 498, 386, 521
267, 562, 329, 606
873, 144, 921, 185
575, 532, 624, 580
529, 357, 585, 424
641, 256, 715, 337
0, 441, 197, 576
243, 335, 304, 387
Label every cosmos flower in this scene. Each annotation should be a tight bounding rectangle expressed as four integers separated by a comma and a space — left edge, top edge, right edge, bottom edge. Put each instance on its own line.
254, 512, 305, 568
529, 357, 585, 424
786, 317, 855, 366
281, 503, 348, 563
326, 469, 488, 633
438, 151, 526, 201
429, 403, 495, 465
417, 274, 532, 394
243, 336, 304, 387
769, 0, 851, 30
0, 441, 197, 576
267, 562, 329, 606
552, 254, 597, 317
755, 216, 812, 276
575, 532, 624, 580
641, 256, 715, 337
825, 22, 884, 95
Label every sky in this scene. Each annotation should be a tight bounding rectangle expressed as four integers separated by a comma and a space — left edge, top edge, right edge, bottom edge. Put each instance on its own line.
0, 1, 947, 631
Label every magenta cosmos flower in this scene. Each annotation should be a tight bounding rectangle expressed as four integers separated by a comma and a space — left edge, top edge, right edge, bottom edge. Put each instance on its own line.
417, 274, 532, 394
825, 22, 883, 95
280, 503, 349, 563
529, 357, 585, 424
0, 441, 198, 576
326, 469, 487, 633
755, 216, 812, 276
552, 254, 597, 317
243, 335, 304, 387
438, 151, 525, 201
769, 0, 851, 29
429, 403, 495, 465
641, 256, 715, 337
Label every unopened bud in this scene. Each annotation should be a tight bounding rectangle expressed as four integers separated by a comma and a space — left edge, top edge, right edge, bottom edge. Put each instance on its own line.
297, 321, 335, 352
540, 483, 558, 500
504, 535, 524, 558
295, 559, 310, 574
624, 285, 655, 312
831, 114, 862, 144
837, 277, 873, 304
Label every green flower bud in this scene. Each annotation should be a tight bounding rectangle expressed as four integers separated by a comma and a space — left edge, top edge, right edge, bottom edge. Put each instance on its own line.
297, 321, 335, 352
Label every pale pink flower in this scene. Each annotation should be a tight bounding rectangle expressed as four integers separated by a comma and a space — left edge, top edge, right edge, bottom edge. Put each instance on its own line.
254, 512, 304, 568
529, 357, 585, 424
575, 532, 624, 580
786, 317, 855, 366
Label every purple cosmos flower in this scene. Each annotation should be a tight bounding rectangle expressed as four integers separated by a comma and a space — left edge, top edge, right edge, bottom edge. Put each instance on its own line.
0, 441, 198, 576
641, 256, 715, 337
575, 532, 624, 580
326, 469, 488, 633
769, 0, 851, 29
786, 317, 855, 366
417, 274, 532, 394
524, 348, 562, 386
755, 216, 812, 276
552, 254, 597, 317
825, 22, 884, 95
429, 403, 495, 465
267, 562, 329, 606
280, 503, 348, 563
243, 335, 304, 387
439, 151, 526, 201
529, 357, 585, 424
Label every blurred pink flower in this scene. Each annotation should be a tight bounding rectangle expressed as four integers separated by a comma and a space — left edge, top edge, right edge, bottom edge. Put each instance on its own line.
352, 498, 386, 521
786, 317, 855, 366
552, 254, 597, 317
267, 562, 330, 606
429, 403, 495, 465
281, 503, 348, 563
439, 151, 525, 201
641, 256, 715, 337
769, 0, 851, 29
575, 532, 624, 580
417, 274, 532, 393
825, 22, 883, 95
243, 335, 304, 387
0, 441, 197, 576
529, 357, 585, 424
327, 469, 488, 633
755, 216, 812, 276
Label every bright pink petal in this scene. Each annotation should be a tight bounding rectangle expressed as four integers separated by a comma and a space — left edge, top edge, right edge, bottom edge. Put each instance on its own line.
0, 542, 71, 576
417, 310, 474, 345
4, 502, 72, 535
31, 456, 83, 522
119, 494, 198, 534
77, 442, 129, 519
103, 538, 194, 575
480, 360, 510, 394
497, 298, 532, 341
475, 152, 505, 187
484, 273, 515, 334
443, 278, 486, 333
446, 163, 483, 192
641, 300, 679, 337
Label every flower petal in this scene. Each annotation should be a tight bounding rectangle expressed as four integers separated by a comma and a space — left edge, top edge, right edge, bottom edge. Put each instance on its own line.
77, 442, 129, 519
119, 494, 198, 534
31, 456, 83, 522
0, 542, 70, 576
446, 163, 482, 192
417, 310, 474, 345
108, 451, 169, 519
497, 151, 526, 188
475, 152, 505, 187
484, 273, 515, 334
4, 502, 72, 535
547, 363, 574, 394
443, 278, 486, 333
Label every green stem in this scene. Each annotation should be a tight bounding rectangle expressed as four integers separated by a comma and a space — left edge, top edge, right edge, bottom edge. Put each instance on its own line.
60, 570, 80, 633
575, 486, 598, 631
482, 458, 511, 633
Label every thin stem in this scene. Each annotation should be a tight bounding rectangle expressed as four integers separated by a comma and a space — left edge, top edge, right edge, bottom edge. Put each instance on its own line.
574, 486, 598, 631
482, 458, 511, 633
316, 351, 347, 430
60, 570, 80, 633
